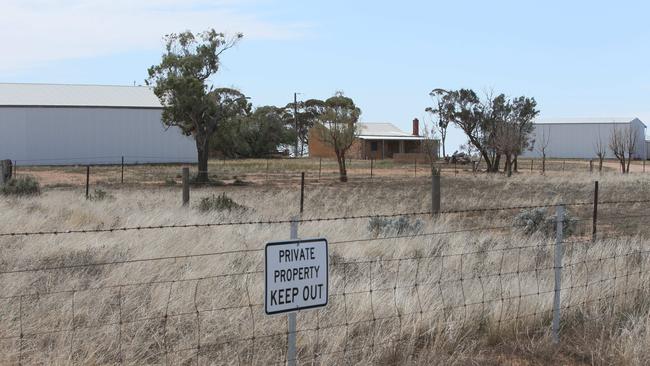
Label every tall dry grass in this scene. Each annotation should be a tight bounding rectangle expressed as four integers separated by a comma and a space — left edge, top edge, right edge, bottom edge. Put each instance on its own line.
0, 172, 649, 365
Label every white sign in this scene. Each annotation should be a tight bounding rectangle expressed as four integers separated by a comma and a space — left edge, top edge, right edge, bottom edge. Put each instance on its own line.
265, 238, 328, 315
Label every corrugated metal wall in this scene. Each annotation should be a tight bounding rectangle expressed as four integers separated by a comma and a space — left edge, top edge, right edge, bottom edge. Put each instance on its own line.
0, 107, 197, 165
522, 122, 647, 160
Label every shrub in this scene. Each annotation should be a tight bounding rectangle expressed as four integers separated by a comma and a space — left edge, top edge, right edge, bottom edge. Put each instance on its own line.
1, 176, 40, 196
89, 189, 112, 201
198, 193, 244, 212
368, 216, 423, 237
232, 178, 250, 186
514, 207, 577, 237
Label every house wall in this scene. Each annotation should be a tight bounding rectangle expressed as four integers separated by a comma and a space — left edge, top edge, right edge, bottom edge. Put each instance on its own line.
522, 121, 647, 160
308, 128, 431, 160
0, 107, 197, 165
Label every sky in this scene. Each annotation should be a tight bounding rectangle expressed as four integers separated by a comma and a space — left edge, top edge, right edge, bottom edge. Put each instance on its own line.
1, 0, 649, 151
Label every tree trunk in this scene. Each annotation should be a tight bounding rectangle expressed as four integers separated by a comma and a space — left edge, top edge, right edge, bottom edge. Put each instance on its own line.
626, 154, 632, 174
542, 153, 546, 174
513, 155, 518, 172
196, 138, 210, 183
441, 135, 446, 158
598, 157, 603, 172
336, 152, 348, 182
505, 154, 513, 177
480, 150, 494, 173
494, 154, 502, 173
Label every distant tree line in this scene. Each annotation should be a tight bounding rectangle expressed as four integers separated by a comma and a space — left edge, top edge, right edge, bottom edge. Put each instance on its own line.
210, 98, 329, 159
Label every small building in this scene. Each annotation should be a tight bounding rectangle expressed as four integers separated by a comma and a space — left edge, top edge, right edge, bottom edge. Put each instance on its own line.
309, 119, 436, 161
521, 117, 647, 160
0, 83, 197, 165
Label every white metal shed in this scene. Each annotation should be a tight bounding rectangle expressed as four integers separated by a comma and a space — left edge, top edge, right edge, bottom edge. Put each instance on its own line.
522, 117, 647, 160
0, 83, 197, 165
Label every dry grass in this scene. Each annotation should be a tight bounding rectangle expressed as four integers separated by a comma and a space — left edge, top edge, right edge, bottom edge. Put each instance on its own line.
1, 171, 650, 365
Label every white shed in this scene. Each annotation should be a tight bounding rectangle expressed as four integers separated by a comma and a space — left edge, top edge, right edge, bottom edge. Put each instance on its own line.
0, 83, 197, 165
522, 117, 647, 160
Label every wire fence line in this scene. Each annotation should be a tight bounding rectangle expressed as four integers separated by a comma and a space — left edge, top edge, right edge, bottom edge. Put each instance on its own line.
1, 201, 649, 364
9, 154, 648, 189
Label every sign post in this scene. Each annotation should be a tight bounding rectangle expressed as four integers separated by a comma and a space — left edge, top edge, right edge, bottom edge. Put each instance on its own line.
265, 228, 328, 365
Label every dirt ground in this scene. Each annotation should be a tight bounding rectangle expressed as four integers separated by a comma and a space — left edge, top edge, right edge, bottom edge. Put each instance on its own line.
12, 157, 650, 187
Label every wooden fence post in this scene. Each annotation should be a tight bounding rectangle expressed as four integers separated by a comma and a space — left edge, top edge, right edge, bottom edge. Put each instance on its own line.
1, 160, 13, 184
182, 167, 190, 206
431, 172, 441, 215
85, 166, 90, 200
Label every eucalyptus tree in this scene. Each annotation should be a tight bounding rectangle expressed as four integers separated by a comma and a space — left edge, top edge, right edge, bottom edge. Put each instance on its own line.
314, 92, 361, 182
147, 29, 245, 182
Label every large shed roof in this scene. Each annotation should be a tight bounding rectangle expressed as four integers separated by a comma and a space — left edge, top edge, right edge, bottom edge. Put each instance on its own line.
536, 117, 645, 127
357, 122, 424, 140
0, 83, 162, 108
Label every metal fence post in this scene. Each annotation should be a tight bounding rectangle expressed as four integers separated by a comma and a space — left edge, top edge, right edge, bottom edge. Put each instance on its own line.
530, 159, 533, 172
552, 204, 565, 344
121, 156, 124, 184
414, 158, 417, 177
287, 217, 299, 366
370, 158, 373, 179
318, 158, 322, 181
182, 167, 190, 206
85, 166, 90, 200
592, 181, 598, 242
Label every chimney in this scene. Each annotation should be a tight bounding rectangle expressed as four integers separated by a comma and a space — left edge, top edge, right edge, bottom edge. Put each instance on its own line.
412, 118, 419, 136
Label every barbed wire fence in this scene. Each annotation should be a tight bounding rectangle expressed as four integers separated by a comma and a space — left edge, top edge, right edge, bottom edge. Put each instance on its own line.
1, 199, 649, 364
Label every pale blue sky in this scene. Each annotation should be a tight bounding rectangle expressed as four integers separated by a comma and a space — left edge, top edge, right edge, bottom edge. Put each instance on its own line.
2, 0, 649, 150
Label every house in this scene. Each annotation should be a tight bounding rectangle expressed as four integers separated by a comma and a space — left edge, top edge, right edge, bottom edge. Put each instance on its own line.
0, 83, 197, 165
309, 119, 436, 161
521, 117, 647, 160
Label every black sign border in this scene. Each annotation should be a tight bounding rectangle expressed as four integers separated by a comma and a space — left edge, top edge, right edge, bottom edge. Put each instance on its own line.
264, 237, 329, 315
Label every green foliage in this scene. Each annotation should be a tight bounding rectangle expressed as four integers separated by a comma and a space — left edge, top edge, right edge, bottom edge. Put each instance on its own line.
146, 29, 247, 182
315, 92, 361, 182
198, 193, 244, 212
212, 105, 295, 158
514, 208, 577, 237
428, 88, 539, 174
368, 216, 423, 238
1, 176, 40, 196
284, 98, 327, 155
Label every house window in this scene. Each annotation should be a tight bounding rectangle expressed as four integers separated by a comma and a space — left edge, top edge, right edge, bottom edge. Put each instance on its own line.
371, 141, 378, 151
